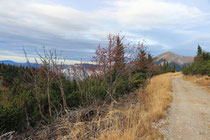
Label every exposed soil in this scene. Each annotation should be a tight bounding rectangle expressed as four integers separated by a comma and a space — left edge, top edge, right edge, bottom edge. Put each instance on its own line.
165, 74, 210, 140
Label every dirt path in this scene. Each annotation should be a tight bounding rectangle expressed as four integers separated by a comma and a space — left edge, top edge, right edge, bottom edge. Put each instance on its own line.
166, 74, 210, 140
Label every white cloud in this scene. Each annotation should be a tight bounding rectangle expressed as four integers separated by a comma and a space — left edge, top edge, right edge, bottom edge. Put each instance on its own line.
1, 0, 206, 40
0, 1, 97, 35
103, 0, 207, 30
0, 0, 209, 60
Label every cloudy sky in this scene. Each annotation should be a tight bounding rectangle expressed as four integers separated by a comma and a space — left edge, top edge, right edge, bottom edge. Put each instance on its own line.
0, 0, 210, 63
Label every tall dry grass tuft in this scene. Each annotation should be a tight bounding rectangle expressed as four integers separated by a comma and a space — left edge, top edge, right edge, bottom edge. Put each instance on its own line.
97, 73, 175, 140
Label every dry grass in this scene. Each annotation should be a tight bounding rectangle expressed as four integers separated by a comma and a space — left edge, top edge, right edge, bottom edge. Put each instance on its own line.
183, 74, 210, 93
97, 73, 174, 140
10, 73, 175, 140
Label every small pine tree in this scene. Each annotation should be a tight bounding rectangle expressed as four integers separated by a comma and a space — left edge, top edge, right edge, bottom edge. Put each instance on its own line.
161, 60, 172, 73
113, 35, 125, 70
135, 49, 147, 74
172, 63, 176, 72
197, 45, 202, 56
162, 60, 167, 72
147, 53, 153, 64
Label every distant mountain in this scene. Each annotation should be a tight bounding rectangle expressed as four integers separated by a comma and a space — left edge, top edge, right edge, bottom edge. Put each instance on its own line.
62, 63, 100, 80
0, 60, 38, 67
0, 60, 19, 65
154, 51, 194, 71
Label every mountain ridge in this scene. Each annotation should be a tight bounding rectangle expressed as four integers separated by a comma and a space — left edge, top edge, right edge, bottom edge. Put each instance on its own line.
0, 60, 38, 67
154, 51, 194, 71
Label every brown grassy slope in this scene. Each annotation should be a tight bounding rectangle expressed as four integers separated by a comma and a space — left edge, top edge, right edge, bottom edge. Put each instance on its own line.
182, 74, 210, 93
12, 73, 175, 140
98, 73, 175, 140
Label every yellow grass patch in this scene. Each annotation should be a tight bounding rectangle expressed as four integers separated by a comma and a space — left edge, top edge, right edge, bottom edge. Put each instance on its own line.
97, 73, 174, 140
183, 74, 210, 93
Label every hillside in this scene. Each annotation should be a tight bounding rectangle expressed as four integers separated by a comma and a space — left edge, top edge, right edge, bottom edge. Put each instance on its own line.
0, 60, 38, 67
154, 51, 194, 71
0, 73, 175, 139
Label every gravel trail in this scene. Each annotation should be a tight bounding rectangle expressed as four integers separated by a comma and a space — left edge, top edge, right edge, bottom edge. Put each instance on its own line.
165, 74, 210, 140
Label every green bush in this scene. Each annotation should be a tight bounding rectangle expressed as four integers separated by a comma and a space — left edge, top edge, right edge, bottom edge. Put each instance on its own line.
130, 73, 146, 89
0, 105, 25, 132
114, 77, 130, 98
183, 60, 210, 75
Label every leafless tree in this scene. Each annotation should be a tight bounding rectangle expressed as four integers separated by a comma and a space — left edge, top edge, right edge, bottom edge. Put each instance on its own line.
23, 48, 69, 119
49, 49, 69, 113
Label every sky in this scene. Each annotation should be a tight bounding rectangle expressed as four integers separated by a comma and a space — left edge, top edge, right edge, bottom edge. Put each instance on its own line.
0, 0, 210, 64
